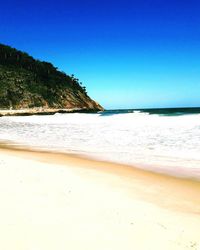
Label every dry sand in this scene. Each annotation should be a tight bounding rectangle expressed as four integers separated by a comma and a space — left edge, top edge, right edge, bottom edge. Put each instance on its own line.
0, 147, 200, 250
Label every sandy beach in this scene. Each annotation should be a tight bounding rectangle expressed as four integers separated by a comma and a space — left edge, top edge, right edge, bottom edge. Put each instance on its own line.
0, 146, 200, 250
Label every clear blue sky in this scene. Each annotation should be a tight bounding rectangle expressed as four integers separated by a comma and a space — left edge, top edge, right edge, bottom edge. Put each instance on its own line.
1, 0, 200, 109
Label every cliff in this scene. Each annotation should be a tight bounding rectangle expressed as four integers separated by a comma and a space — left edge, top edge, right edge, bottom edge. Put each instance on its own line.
0, 44, 103, 112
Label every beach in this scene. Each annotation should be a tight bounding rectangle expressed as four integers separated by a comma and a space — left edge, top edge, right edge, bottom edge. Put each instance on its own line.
1, 2, 200, 249
0, 146, 200, 250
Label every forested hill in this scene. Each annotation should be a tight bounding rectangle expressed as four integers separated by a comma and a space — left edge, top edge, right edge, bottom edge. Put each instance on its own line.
0, 44, 103, 111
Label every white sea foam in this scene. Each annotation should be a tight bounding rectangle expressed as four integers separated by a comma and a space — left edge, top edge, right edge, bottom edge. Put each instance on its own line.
0, 112, 200, 179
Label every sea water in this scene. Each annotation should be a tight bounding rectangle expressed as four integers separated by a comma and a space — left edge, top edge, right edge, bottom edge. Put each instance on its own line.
0, 108, 200, 179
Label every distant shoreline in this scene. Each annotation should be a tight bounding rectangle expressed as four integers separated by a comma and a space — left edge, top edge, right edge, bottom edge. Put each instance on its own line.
0, 108, 102, 117
1, 106, 200, 117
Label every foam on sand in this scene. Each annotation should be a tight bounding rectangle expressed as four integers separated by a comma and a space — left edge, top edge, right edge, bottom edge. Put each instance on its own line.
1, 111, 200, 179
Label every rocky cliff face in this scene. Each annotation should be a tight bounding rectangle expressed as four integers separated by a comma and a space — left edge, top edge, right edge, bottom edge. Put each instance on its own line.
0, 44, 103, 111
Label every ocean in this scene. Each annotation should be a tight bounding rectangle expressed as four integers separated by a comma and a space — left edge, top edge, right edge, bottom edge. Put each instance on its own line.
0, 107, 200, 179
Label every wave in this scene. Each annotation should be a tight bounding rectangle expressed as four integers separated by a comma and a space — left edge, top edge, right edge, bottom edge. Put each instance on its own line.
0, 110, 200, 179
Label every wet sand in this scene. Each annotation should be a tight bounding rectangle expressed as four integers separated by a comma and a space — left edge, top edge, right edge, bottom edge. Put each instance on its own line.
0, 146, 200, 250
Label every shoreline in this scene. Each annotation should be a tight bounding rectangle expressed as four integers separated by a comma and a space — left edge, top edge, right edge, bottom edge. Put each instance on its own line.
1, 140, 200, 181
0, 145, 200, 249
0, 108, 102, 117
1, 143, 200, 212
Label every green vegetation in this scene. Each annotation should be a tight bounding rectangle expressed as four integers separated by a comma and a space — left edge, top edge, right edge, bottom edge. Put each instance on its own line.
0, 44, 102, 110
